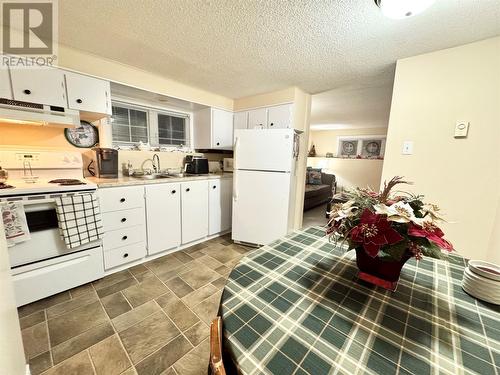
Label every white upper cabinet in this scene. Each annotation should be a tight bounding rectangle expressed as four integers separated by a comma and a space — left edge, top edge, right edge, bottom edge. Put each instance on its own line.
212, 108, 233, 148
267, 104, 292, 129
10, 67, 66, 107
233, 112, 248, 131
65, 72, 111, 115
247, 108, 267, 129
0, 67, 12, 99
145, 183, 182, 255
193, 107, 233, 149
243, 104, 293, 130
181, 180, 209, 244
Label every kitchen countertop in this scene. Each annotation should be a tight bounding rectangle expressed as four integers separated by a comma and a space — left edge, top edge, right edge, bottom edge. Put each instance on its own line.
88, 173, 233, 188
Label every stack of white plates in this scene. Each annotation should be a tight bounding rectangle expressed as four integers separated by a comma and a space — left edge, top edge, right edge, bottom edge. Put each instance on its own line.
462, 260, 500, 305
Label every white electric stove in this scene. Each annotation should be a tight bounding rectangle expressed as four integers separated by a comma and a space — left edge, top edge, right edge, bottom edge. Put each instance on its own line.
0, 149, 104, 306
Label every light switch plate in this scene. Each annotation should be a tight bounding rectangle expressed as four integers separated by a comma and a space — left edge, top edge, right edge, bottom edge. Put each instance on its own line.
454, 121, 469, 138
402, 141, 413, 155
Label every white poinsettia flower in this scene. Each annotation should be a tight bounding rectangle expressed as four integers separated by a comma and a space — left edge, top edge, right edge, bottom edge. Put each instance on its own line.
421, 203, 446, 222
328, 201, 358, 221
374, 202, 424, 225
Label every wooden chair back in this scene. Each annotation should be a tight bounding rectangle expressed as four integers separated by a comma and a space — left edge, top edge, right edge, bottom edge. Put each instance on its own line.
210, 317, 226, 375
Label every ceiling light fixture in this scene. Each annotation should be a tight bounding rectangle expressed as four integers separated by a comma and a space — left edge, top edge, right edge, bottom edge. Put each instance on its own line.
374, 0, 435, 19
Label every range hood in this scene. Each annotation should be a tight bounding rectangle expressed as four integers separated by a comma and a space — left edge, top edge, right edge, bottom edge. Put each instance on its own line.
0, 99, 80, 128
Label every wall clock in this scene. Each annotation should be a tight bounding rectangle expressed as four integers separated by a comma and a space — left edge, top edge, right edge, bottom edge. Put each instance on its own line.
64, 120, 99, 148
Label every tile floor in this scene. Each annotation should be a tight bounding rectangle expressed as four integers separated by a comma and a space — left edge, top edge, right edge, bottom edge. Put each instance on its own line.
302, 204, 328, 228
18, 233, 253, 375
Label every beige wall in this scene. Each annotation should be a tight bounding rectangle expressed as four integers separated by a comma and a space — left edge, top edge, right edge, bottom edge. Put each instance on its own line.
0, 122, 82, 150
58, 44, 233, 110
382, 37, 500, 262
308, 157, 384, 192
234, 87, 312, 229
309, 128, 387, 157
233, 87, 296, 111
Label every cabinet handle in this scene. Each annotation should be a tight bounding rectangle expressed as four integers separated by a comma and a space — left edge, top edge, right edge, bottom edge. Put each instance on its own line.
270, 123, 274, 126
23, 89, 31, 95
186, 188, 190, 192
121, 218, 127, 223
122, 235, 128, 241
216, 142, 220, 146
171, 190, 176, 194
120, 198, 126, 203
123, 253, 129, 258
76, 98, 83, 104
213, 185, 216, 189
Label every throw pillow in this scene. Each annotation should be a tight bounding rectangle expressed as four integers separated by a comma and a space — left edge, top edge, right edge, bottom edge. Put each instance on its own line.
308, 168, 322, 185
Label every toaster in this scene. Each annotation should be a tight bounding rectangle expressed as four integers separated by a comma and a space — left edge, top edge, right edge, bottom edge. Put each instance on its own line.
184, 156, 209, 174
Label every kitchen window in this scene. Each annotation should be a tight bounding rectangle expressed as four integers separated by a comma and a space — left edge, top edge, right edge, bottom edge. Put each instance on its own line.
111, 102, 189, 147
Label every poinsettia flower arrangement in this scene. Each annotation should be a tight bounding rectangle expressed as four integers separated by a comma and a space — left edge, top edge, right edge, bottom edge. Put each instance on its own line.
327, 177, 453, 261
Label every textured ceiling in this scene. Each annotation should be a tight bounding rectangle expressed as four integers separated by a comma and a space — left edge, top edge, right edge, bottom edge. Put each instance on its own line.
59, 0, 500, 99
310, 76, 394, 129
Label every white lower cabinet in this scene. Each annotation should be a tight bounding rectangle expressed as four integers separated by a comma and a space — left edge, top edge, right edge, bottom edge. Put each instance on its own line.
181, 180, 209, 244
104, 242, 146, 269
99, 186, 147, 270
99, 178, 231, 270
145, 183, 182, 255
209, 179, 233, 235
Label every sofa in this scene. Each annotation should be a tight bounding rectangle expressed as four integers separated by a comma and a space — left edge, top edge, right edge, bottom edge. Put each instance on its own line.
304, 169, 336, 211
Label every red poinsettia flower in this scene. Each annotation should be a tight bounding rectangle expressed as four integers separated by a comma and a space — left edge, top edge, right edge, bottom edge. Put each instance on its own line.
408, 223, 453, 251
350, 209, 404, 257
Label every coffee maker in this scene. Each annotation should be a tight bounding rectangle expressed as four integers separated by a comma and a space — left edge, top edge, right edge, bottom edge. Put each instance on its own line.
92, 148, 118, 178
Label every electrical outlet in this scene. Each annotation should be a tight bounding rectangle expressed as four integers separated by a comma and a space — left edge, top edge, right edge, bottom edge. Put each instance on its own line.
402, 141, 413, 155
454, 121, 469, 138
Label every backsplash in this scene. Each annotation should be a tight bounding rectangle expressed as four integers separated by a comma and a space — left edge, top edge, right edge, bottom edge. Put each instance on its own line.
0, 122, 81, 150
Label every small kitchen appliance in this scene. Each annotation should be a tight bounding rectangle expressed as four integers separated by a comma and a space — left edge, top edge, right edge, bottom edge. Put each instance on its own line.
184, 155, 209, 175
223, 158, 234, 172
93, 147, 118, 178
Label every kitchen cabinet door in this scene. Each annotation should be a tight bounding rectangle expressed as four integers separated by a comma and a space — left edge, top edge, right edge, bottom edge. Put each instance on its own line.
233, 111, 248, 140
0, 66, 12, 99
145, 183, 181, 255
209, 178, 232, 235
181, 180, 209, 244
247, 108, 267, 129
267, 104, 292, 129
211, 108, 233, 149
10, 67, 66, 107
65, 71, 111, 115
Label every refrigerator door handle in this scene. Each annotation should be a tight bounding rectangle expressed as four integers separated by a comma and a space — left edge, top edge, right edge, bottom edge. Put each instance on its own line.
233, 137, 239, 201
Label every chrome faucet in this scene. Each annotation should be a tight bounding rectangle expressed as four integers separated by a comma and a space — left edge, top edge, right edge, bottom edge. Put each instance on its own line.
152, 153, 160, 174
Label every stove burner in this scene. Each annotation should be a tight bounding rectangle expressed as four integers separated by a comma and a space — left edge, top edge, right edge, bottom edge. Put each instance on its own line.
0, 183, 14, 189
48, 179, 86, 186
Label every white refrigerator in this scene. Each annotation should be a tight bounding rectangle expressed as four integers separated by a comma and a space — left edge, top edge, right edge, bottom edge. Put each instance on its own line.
232, 128, 299, 246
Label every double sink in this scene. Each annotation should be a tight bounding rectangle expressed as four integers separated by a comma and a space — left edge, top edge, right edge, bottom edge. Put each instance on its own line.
131, 172, 205, 180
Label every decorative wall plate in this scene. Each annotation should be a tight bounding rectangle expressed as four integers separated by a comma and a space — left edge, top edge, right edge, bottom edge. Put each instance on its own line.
64, 120, 99, 148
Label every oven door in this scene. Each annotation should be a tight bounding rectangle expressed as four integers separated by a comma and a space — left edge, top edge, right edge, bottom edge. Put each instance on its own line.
8, 199, 101, 268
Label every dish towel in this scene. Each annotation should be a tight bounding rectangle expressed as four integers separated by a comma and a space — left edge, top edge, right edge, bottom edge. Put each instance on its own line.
55, 193, 103, 249
1, 201, 31, 247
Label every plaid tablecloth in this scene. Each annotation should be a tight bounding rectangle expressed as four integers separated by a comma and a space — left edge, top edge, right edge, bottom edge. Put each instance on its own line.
220, 226, 500, 375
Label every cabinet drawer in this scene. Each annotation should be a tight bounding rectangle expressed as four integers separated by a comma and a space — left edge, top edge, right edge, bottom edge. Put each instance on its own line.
12, 246, 104, 307
98, 186, 144, 213
102, 208, 145, 232
104, 242, 146, 270
103, 225, 145, 250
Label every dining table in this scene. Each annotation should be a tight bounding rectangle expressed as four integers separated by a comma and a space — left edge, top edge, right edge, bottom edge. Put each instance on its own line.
219, 226, 500, 375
